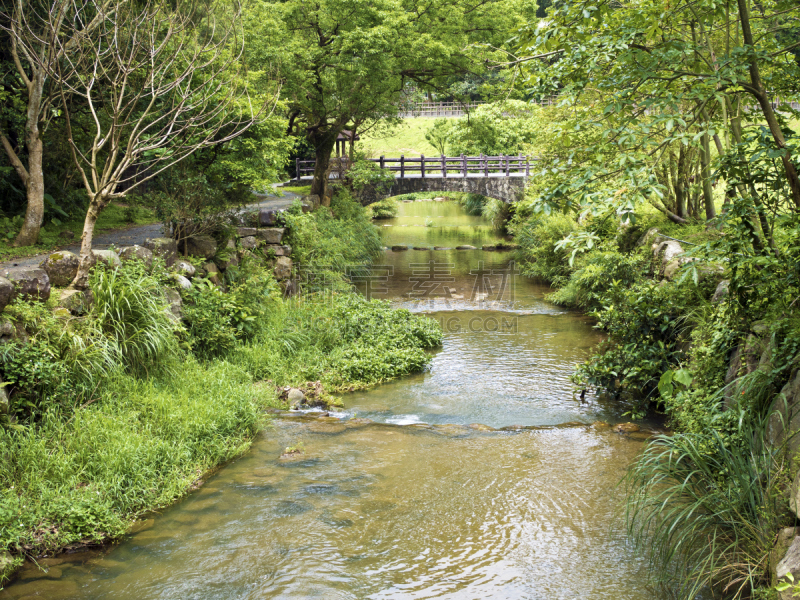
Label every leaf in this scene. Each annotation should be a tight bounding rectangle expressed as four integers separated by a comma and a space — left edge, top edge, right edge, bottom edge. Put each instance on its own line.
658, 370, 674, 397
674, 369, 692, 387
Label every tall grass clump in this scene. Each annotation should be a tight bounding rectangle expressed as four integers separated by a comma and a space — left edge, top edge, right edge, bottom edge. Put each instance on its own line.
625, 404, 791, 599
368, 197, 399, 219
90, 261, 181, 376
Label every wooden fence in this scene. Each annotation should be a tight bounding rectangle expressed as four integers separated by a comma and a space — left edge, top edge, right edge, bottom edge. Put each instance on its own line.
295, 154, 535, 180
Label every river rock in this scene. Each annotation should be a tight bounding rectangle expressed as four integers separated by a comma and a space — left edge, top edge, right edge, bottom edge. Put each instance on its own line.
0, 277, 14, 312
184, 234, 218, 260
256, 228, 286, 244
174, 275, 192, 290
59, 289, 93, 315
391, 245, 409, 252
413, 247, 431, 251
0, 381, 8, 415
433, 246, 452, 250
456, 245, 476, 250
766, 368, 800, 458
203, 262, 221, 286
265, 244, 291, 257
143, 237, 178, 267
772, 528, 800, 586
163, 288, 182, 321
712, 279, 730, 303
259, 209, 279, 227
778, 536, 800, 598
41, 251, 79, 287
287, 388, 305, 409
301, 194, 321, 210
273, 256, 292, 280
2, 267, 50, 301
119, 245, 154, 268
91, 249, 121, 269
240, 236, 260, 250
236, 227, 257, 238
174, 260, 196, 278
613, 422, 640, 433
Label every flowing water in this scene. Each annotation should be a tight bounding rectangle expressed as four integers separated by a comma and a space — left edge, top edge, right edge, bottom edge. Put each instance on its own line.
3, 200, 662, 600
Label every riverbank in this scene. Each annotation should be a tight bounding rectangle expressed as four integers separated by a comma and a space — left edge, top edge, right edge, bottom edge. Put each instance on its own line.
0, 191, 442, 586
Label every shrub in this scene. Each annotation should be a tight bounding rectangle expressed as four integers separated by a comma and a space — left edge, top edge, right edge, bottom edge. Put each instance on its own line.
369, 197, 399, 219
626, 409, 791, 599
513, 212, 578, 285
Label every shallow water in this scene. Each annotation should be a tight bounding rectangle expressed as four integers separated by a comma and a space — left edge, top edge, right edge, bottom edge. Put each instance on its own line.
2, 200, 660, 599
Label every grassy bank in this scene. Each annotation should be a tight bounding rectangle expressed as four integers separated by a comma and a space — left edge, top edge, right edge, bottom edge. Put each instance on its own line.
360, 118, 457, 157
0, 192, 442, 583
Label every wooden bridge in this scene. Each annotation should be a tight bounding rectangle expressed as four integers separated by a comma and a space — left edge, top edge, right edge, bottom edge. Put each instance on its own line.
293, 154, 533, 204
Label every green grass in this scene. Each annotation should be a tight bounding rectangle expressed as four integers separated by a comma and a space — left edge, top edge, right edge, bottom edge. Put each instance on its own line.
0, 203, 158, 263
360, 117, 462, 157
279, 185, 312, 195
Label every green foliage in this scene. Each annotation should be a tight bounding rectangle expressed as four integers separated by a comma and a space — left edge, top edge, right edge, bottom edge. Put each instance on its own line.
283, 190, 382, 291
444, 101, 544, 156
425, 118, 454, 155
90, 262, 181, 377
369, 197, 399, 219
0, 361, 277, 555
626, 410, 792, 598
512, 212, 578, 285
343, 155, 395, 203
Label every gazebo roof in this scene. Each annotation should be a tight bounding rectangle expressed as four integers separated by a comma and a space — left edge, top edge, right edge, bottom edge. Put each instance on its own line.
337, 129, 360, 141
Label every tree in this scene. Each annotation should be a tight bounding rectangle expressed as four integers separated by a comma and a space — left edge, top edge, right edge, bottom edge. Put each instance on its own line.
0, 0, 108, 246
248, 0, 523, 201
516, 0, 800, 247
7, 0, 275, 286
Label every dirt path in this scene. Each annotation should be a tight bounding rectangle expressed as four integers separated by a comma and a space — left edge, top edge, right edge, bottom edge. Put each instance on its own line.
0, 188, 300, 270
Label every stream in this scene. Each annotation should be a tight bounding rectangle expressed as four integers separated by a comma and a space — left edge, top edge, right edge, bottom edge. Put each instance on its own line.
2, 199, 661, 599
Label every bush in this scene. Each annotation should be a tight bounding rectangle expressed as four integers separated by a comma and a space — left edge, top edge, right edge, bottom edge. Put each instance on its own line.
369, 197, 399, 219
512, 212, 578, 285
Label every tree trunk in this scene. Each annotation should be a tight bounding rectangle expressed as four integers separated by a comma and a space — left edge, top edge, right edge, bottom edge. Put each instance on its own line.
309, 130, 339, 204
71, 197, 105, 289
737, 0, 800, 208
13, 70, 46, 247
701, 128, 716, 223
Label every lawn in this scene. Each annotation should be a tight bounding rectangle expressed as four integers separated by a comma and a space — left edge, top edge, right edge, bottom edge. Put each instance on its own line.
359, 117, 462, 157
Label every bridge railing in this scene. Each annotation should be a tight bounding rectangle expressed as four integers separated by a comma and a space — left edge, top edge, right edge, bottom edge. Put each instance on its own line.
295, 154, 536, 180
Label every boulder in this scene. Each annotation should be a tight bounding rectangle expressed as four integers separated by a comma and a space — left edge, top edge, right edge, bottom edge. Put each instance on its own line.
712, 279, 730, 303
613, 423, 640, 433
174, 260, 196, 279
0, 277, 14, 312
392, 245, 409, 252
0, 320, 26, 345
772, 528, 800, 586
273, 256, 292, 280
778, 536, 800, 598
0, 550, 19, 585
287, 388, 305, 409
163, 288, 182, 321
1, 267, 50, 301
654, 239, 684, 264
766, 368, 800, 457
791, 474, 800, 519
264, 244, 291, 257
300, 200, 313, 213
183, 234, 218, 260
203, 262, 221, 286
59, 289, 93, 315
258, 209, 279, 227
143, 237, 178, 267
236, 227, 257, 238
119, 245, 154, 268
301, 194, 321, 210
280, 279, 297, 297
240, 236, 260, 250
255, 228, 286, 244
456, 245, 476, 250
41, 251, 80, 287
53, 307, 71, 319
91, 249, 121, 269
174, 275, 192, 291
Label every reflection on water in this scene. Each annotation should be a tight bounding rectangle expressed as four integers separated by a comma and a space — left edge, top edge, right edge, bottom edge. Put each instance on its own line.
2, 421, 653, 600
2, 200, 658, 600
